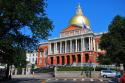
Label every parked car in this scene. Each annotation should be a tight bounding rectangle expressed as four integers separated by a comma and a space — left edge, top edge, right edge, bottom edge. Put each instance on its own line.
101, 70, 116, 78
33, 67, 49, 73
108, 71, 121, 83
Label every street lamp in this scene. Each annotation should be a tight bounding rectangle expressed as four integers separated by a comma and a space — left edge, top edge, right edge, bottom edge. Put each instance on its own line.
89, 60, 92, 78
89, 52, 92, 78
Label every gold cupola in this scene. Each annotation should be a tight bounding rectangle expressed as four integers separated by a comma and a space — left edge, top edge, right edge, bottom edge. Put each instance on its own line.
69, 4, 90, 27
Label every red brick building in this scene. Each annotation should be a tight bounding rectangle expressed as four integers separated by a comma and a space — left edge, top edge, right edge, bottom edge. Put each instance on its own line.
37, 4, 105, 68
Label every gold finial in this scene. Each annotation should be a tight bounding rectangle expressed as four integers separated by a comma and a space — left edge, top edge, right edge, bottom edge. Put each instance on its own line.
76, 3, 83, 15
69, 3, 90, 27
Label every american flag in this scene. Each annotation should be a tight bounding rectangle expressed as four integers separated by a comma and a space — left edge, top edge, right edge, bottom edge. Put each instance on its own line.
84, 25, 87, 29
82, 23, 87, 29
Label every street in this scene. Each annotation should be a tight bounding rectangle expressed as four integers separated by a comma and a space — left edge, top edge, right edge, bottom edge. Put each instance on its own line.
1, 78, 110, 83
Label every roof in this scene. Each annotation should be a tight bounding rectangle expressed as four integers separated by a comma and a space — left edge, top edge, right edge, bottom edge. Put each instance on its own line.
61, 25, 82, 32
39, 45, 48, 49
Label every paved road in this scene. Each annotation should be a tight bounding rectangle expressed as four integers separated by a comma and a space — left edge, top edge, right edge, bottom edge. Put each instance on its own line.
45, 78, 109, 83
1, 78, 110, 83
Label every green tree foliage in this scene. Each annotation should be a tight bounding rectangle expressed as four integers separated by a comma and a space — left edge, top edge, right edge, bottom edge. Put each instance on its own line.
0, 0, 53, 63
100, 16, 125, 67
0, 0, 53, 78
97, 55, 111, 65
13, 47, 27, 68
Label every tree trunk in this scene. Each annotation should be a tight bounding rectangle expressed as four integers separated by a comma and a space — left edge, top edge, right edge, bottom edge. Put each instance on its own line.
5, 64, 11, 80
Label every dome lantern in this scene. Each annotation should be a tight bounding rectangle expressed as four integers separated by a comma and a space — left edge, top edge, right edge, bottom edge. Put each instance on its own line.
76, 3, 83, 16
69, 3, 90, 28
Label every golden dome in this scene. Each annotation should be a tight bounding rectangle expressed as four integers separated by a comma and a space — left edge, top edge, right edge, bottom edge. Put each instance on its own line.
69, 15, 90, 27
69, 3, 90, 27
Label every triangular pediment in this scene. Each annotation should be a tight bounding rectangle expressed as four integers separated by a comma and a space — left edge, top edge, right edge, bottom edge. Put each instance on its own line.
61, 25, 82, 32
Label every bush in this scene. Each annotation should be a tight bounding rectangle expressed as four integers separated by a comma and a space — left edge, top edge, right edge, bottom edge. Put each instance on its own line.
57, 66, 118, 71
57, 66, 93, 71
33, 67, 50, 73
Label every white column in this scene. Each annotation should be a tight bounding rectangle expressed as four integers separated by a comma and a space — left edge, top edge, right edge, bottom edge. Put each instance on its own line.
60, 41, 62, 53
91, 37, 94, 51
14, 68, 17, 75
77, 39, 79, 52
90, 37, 92, 50
93, 39, 96, 51
81, 38, 83, 51
91, 37, 93, 51
83, 37, 85, 51
65, 40, 67, 53
50, 43, 52, 54
97, 42, 99, 51
75, 39, 77, 52
70, 40, 72, 53
22, 68, 25, 75
54, 43, 56, 54
55, 42, 57, 54
89, 37, 91, 51
67, 41, 69, 52
49, 43, 51, 55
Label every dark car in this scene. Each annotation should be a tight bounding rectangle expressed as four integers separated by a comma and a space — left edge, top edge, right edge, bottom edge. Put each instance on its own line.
33, 67, 49, 73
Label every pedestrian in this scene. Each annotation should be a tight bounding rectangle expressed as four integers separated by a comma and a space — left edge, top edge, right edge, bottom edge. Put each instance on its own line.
32, 71, 35, 78
85, 70, 89, 77
81, 70, 83, 76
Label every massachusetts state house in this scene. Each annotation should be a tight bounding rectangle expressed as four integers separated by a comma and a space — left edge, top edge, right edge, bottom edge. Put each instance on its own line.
37, 4, 105, 68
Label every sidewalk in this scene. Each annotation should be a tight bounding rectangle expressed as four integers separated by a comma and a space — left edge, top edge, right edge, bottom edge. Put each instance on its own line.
12, 73, 54, 79
11, 73, 110, 80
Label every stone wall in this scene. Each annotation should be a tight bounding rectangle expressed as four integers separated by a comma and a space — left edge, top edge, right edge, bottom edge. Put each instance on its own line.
55, 71, 100, 78
11, 68, 32, 75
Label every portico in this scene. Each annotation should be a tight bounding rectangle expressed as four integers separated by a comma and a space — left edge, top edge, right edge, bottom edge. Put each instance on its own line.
48, 36, 95, 55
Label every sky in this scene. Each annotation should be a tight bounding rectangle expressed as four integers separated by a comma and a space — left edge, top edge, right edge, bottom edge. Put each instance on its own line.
45, 0, 125, 40
21, 0, 125, 42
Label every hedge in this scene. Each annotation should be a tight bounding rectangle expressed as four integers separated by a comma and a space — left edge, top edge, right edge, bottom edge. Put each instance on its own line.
57, 66, 117, 71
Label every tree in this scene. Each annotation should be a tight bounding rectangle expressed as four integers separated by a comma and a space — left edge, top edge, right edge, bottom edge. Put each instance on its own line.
0, 0, 53, 79
100, 15, 125, 69
97, 55, 111, 65
13, 47, 27, 68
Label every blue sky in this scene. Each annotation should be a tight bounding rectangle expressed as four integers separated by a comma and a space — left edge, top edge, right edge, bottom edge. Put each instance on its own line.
21, 0, 125, 42
45, 0, 125, 40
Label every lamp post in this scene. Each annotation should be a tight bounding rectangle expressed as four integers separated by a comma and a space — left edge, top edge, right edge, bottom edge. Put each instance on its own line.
89, 60, 92, 78
89, 52, 92, 78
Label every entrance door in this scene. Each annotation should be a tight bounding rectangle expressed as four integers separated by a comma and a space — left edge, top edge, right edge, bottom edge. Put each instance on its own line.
62, 56, 64, 65
57, 56, 59, 64
72, 55, 76, 63
85, 54, 89, 62
50, 57, 53, 64
67, 55, 70, 65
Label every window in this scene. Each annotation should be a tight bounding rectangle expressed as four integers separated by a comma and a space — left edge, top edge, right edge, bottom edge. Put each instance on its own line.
70, 31, 74, 35
75, 30, 79, 35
